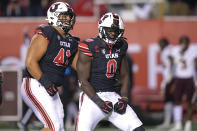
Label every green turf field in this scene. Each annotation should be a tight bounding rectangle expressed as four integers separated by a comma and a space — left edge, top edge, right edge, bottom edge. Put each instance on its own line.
1, 121, 197, 131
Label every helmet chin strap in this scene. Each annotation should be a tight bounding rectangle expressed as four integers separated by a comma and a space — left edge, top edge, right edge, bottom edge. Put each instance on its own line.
58, 23, 70, 34
106, 39, 113, 45
62, 26, 70, 33
56, 18, 73, 33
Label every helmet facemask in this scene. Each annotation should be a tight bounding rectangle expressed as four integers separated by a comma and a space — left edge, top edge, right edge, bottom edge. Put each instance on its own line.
57, 11, 76, 33
99, 26, 124, 45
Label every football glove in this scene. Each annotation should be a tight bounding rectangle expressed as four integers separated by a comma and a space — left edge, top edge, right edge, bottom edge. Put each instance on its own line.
39, 74, 58, 96
101, 101, 113, 114
92, 95, 113, 114
114, 97, 128, 114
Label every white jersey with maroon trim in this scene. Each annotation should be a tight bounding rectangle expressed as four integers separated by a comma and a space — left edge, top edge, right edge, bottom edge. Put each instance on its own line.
172, 45, 197, 78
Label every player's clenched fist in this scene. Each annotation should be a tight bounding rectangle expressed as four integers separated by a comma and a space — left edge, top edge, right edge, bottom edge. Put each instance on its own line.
101, 101, 113, 114
46, 85, 58, 96
92, 95, 113, 114
114, 97, 128, 114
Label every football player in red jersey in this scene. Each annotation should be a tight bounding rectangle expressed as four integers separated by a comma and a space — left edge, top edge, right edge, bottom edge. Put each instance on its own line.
76, 12, 144, 131
20, 2, 79, 131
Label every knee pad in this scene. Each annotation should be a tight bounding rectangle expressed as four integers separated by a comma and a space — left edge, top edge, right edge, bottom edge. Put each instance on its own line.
133, 125, 145, 131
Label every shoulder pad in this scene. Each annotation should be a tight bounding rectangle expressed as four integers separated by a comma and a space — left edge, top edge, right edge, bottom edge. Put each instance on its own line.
34, 24, 53, 40
36, 24, 49, 30
122, 37, 127, 40
73, 36, 80, 42
118, 37, 127, 43
116, 38, 128, 53
66, 34, 80, 42
69, 34, 80, 41
78, 42, 93, 57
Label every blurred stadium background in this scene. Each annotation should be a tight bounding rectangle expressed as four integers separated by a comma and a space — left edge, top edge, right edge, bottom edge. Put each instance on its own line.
1, 0, 197, 130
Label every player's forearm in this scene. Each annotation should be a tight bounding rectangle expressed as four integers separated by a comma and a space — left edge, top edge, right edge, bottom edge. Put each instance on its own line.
120, 75, 129, 97
80, 80, 96, 99
120, 55, 130, 97
121, 86, 129, 97
71, 51, 79, 70
80, 79, 113, 114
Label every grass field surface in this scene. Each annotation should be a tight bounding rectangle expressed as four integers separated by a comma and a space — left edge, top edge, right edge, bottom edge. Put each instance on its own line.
1, 120, 197, 131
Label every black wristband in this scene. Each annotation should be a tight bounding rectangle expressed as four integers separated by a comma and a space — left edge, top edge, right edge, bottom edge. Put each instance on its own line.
38, 74, 52, 89
91, 94, 105, 108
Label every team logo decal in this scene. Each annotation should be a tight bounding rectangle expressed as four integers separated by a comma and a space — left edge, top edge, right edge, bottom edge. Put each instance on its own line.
50, 3, 60, 12
95, 45, 99, 52
113, 14, 119, 26
101, 49, 106, 54
99, 15, 108, 24
69, 38, 73, 42
116, 49, 120, 52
